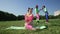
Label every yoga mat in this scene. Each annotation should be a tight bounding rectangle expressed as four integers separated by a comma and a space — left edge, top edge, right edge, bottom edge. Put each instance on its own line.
6, 26, 47, 30
6, 26, 25, 29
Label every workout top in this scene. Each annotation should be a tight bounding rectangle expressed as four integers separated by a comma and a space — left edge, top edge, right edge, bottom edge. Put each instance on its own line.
25, 13, 33, 24
43, 8, 47, 13
35, 8, 39, 13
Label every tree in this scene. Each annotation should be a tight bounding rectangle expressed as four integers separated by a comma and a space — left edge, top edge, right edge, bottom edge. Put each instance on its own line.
17, 15, 24, 20
0, 11, 17, 21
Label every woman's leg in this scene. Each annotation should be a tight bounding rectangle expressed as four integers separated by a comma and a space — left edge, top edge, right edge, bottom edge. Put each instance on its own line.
45, 13, 48, 23
25, 23, 36, 30
36, 14, 40, 23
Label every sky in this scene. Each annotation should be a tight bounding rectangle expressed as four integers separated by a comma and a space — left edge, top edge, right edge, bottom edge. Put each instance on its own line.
0, 0, 60, 16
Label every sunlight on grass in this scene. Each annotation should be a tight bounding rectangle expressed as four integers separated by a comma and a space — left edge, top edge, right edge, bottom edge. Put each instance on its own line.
0, 19, 60, 34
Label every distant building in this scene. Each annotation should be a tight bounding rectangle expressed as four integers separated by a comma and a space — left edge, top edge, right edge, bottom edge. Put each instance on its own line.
54, 10, 60, 16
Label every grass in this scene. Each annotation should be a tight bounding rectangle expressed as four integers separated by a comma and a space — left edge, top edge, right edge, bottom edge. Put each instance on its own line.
0, 19, 60, 34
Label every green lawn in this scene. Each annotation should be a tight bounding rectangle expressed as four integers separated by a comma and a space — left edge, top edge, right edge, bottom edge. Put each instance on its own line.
0, 19, 60, 34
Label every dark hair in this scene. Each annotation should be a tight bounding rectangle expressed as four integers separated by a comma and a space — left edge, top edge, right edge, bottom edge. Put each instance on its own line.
36, 5, 38, 8
28, 8, 33, 12
28, 8, 30, 11
43, 5, 45, 8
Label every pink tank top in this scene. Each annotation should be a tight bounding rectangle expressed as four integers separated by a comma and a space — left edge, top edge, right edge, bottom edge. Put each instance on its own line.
25, 14, 33, 24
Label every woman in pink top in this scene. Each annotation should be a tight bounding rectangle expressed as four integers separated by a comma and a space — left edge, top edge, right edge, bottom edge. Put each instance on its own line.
25, 8, 36, 30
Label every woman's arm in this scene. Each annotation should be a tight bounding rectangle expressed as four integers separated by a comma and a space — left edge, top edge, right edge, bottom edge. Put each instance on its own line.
25, 14, 28, 22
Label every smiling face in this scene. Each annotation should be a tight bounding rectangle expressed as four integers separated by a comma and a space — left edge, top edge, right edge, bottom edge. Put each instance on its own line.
28, 8, 33, 14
